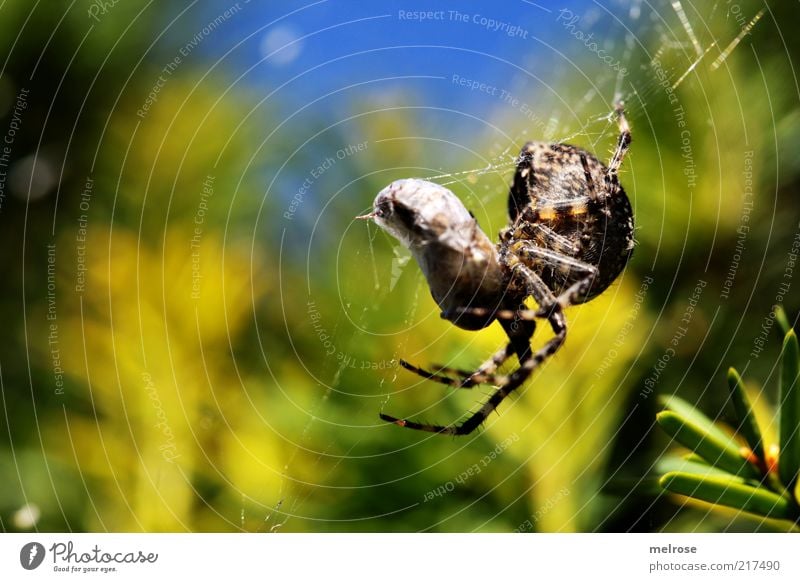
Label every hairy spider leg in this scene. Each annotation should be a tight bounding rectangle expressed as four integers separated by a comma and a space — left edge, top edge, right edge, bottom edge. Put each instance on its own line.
514, 241, 598, 276
397, 343, 514, 389
525, 223, 580, 256
580, 154, 598, 200
504, 195, 601, 316
421, 344, 517, 387
508, 198, 592, 246
508, 240, 599, 318
606, 104, 632, 182
380, 265, 566, 435
399, 278, 540, 388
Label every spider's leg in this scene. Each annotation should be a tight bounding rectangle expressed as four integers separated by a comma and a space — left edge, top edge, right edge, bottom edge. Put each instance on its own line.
399, 343, 515, 389
512, 239, 600, 316
380, 266, 567, 436
508, 142, 537, 221
380, 324, 533, 436
382, 356, 542, 436
514, 240, 598, 279
505, 263, 568, 364
467, 343, 517, 384
460, 298, 566, 430
450, 273, 570, 435
430, 344, 515, 383
606, 103, 631, 181
473, 264, 568, 395
379, 413, 455, 434
531, 223, 578, 255
580, 154, 598, 200
398, 360, 477, 388
536, 275, 596, 318
427, 364, 476, 378
445, 246, 591, 330
437, 335, 558, 436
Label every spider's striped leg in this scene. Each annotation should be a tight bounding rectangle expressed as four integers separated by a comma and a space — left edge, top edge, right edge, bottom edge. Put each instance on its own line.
459, 280, 567, 433
505, 263, 568, 367
399, 343, 513, 389
382, 305, 565, 436
382, 266, 567, 436
439, 300, 568, 435
527, 222, 580, 255
607, 103, 631, 181
426, 364, 478, 378
515, 240, 597, 277
378, 413, 457, 434
580, 154, 598, 200
463, 263, 568, 392
429, 343, 515, 384
511, 240, 598, 317
397, 360, 472, 388
536, 275, 597, 319
381, 357, 539, 436
382, 341, 532, 435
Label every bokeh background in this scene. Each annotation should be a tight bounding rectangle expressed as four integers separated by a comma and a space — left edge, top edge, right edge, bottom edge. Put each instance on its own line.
1, 0, 798, 532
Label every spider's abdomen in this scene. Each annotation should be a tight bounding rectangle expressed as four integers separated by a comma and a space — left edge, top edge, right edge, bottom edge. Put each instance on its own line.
574, 191, 634, 300
506, 141, 634, 302
509, 142, 611, 216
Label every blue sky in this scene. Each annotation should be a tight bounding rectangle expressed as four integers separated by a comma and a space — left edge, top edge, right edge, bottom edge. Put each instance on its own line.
170, 0, 620, 115
154, 1, 638, 240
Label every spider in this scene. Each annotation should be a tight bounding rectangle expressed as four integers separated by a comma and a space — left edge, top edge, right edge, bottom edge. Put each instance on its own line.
358, 104, 633, 436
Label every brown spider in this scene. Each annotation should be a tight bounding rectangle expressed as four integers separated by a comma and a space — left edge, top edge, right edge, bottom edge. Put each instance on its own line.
358, 104, 633, 436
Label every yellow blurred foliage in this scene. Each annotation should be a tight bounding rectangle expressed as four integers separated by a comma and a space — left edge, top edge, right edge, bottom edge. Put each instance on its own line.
37, 225, 284, 530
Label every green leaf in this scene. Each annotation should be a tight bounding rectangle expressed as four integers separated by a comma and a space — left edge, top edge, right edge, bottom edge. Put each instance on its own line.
779, 330, 800, 487
657, 456, 741, 480
660, 472, 795, 520
727, 367, 765, 459
656, 411, 760, 479
682, 453, 709, 465
659, 395, 739, 449
775, 305, 792, 337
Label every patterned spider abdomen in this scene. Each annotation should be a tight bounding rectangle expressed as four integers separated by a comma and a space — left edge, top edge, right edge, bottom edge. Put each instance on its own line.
505, 142, 634, 302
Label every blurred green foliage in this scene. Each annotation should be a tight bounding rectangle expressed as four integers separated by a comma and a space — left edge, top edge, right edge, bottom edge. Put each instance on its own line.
1, 0, 799, 533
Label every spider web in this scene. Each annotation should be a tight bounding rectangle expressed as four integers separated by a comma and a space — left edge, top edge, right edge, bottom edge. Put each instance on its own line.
417, 1, 765, 194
